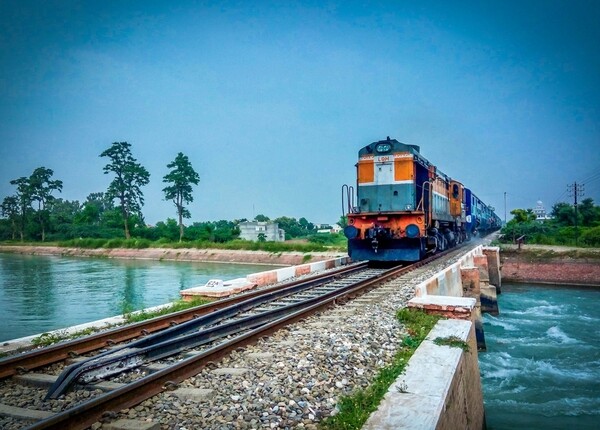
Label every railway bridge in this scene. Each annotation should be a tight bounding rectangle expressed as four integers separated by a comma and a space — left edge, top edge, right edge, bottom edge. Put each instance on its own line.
0, 240, 500, 430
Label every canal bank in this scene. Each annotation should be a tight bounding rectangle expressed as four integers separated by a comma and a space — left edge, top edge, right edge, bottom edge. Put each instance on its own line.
500, 244, 600, 287
0, 245, 345, 266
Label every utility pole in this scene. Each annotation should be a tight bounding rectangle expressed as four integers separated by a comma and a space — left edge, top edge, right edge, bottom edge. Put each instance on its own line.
504, 191, 507, 225
567, 182, 585, 246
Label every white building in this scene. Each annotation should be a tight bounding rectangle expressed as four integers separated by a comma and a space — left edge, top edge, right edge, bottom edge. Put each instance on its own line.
533, 200, 552, 221
238, 221, 285, 242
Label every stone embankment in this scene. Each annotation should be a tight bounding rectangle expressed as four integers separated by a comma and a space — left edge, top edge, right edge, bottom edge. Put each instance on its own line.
500, 244, 600, 287
0, 245, 345, 266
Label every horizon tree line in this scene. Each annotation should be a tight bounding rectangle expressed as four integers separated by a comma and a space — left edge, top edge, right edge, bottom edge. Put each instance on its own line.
1, 142, 200, 242
0, 141, 331, 244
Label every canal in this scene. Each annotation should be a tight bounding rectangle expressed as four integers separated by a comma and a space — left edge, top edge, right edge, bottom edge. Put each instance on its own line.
0, 253, 281, 342
479, 283, 599, 430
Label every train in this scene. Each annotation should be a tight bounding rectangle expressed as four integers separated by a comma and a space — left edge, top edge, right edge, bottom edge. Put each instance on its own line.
342, 137, 501, 262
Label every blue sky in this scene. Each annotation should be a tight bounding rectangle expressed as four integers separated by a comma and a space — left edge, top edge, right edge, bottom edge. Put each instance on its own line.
1, 0, 598, 225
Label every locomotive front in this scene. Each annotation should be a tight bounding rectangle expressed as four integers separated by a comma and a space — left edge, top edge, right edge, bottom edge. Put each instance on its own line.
343, 137, 468, 262
343, 137, 430, 261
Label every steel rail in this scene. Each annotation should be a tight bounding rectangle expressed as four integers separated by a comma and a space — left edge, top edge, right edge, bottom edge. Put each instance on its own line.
0, 262, 367, 379
45, 267, 382, 398
23, 258, 439, 430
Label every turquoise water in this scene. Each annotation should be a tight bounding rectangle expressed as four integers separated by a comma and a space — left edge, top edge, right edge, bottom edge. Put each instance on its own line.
480, 283, 600, 430
0, 253, 280, 342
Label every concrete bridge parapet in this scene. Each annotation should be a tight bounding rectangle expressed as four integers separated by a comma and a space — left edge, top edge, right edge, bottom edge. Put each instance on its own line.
363, 317, 485, 430
368, 245, 501, 430
409, 245, 502, 350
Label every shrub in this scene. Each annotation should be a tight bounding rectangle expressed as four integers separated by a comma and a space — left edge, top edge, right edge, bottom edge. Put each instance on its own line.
581, 226, 600, 246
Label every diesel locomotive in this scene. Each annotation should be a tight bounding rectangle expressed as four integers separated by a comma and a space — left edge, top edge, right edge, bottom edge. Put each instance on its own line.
342, 137, 501, 262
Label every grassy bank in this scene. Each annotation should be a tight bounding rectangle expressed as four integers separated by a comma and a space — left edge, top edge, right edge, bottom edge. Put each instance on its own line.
499, 244, 600, 260
36, 237, 347, 253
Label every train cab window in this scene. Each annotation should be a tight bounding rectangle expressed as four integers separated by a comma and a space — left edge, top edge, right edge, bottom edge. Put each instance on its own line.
452, 184, 459, 198
393, 191, 398, 196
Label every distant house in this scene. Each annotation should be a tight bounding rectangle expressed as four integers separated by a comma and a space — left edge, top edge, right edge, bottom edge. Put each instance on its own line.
316, 224, 343, 234
239, 221, 285, 242
533, 200, 552, 222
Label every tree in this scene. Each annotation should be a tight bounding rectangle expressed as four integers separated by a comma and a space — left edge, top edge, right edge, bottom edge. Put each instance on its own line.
578, 198, 599, 227
154, 218, 180, 242
1, 196, 19, 240
100, 142, 150, 239
9, 177, 33, 241
75, 192, 114, 226
299, 217, 315, 233
162, 152, 200, 242
254, 214, 270, 222
551, 202, 577, 226
509, 208, 537, 223
29, 167, 63, 241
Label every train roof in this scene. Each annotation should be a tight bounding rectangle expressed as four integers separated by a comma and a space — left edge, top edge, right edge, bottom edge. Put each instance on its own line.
358, 137, 421, 157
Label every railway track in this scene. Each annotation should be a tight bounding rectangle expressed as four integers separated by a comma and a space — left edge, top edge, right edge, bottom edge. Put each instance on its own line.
0, 251, 450, 430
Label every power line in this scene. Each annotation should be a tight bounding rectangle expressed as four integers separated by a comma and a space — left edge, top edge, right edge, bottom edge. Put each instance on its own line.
567, 181, 585, 246
578, 167, 600, 184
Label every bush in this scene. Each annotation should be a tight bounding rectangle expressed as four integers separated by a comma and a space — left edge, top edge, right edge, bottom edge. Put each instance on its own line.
104, 238, 125, 248
58, 238, 108, 248
581, 226, 600, 246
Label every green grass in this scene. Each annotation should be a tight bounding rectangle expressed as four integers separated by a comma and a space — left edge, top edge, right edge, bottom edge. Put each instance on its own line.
320, 308, 440, 430
55, 237, 347, 253
433, 335, 470, 352
31, 327, 98, 347
123, 297, 211, 324
28, 298, 211, 347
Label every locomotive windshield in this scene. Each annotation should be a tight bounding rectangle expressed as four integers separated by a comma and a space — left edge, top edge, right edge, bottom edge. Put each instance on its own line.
375, 143, 391, 153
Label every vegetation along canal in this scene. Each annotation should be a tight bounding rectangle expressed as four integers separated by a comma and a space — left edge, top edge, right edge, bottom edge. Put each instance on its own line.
0, 253, 280, 342
479, 282, 599, 429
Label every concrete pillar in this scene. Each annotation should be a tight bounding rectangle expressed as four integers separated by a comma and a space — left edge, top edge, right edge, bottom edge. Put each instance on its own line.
480, 284, 499, 316
472, 306, 486, 351
473, 255, 490, 286
460, 267, 480, 301
483, 247, 502, 293
461, 267, 486, 351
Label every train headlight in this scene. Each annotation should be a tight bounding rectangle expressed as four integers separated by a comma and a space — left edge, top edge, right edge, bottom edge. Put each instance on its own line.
344, 225, 359, 239
405, 224, 420, 238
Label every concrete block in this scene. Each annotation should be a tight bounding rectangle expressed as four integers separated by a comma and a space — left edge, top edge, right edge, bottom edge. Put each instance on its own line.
104, 419, 160, 430
309, 261, 327, 272
294, 263, 311, 277
169, 388, 215, 402
483, 247, 502, 292
276, 266, 296, 283
180, 278, 256, 300
246, 270, 278, 286
460, 266, 480, 301
0, 403, 53, 420
210, 367, 250, 377
408, 296, 476, 320
14, 373, 57, 388
473, 306, 486, 351
473, 255, 490, 284
246, 352, 275, 361
15, 373, 124, 393
480, 284, 499, 316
